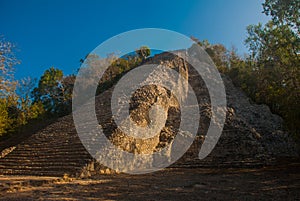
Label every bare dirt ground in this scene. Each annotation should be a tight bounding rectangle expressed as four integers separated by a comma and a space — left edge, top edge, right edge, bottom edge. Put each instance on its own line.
0, 161, 299, 201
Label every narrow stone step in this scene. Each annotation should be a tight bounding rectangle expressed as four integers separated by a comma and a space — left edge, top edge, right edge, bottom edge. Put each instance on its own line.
18, 144, 85, 149
1, 154, 91, 160
0, 165, 83, 172
0, 169, 76, 176
4, 151, 90, 157
0, 158, 92, 164
10, 149, 89, 154
0, 161, 87, 167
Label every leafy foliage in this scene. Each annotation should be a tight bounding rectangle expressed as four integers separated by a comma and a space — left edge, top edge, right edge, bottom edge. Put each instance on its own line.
135, 46, 151, 61
0, 36, 18, 99
79, 49, 147, 96
191, 1, 299, 139
0, 37, 45, 136
262, 0, 300, 33
229, 0, 300, 138
32, 67, 74, 116
191, 37, 231, 73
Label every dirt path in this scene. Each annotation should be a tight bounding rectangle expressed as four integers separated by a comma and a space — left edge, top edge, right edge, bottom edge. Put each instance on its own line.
0, 162, 299, 201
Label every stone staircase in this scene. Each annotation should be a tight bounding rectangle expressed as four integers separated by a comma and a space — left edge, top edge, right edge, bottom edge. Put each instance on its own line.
0, 116, 93, 176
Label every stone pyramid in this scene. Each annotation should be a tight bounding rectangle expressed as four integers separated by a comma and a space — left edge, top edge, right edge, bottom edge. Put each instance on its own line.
0, 52, 298, 177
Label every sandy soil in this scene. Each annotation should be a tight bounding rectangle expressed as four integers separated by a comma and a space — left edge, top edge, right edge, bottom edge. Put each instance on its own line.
0, 162, 299, 201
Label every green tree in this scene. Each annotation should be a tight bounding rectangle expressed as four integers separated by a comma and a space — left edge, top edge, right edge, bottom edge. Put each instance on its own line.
263, 0, 300, 33
17, 78, 45, 125
191, 38, 230, 73
135, 46, 151, 61
243, 0, 300, 136
0, 36, 19, 135
33, 67, 73, 116
0, 36, 47, 136
0, 36, 19, 99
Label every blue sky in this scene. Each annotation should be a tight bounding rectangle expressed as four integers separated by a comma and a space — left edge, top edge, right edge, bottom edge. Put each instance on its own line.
0, 0, 269, 80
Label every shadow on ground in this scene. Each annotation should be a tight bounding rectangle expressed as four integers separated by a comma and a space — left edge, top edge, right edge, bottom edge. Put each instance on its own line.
0, 161, 299, 201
